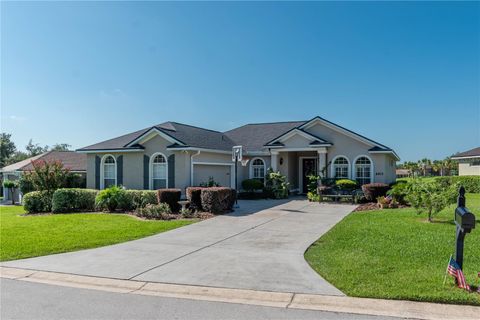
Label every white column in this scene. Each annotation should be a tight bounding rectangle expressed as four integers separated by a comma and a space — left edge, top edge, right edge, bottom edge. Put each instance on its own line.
271, 151, 279, 171
317, 148, 327, 178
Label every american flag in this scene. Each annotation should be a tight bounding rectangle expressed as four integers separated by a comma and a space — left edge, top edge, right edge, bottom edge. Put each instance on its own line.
447, 257, 470, 291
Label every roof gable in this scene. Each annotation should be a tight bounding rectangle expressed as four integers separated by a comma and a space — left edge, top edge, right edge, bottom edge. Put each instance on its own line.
264, 128, 331, 147
300, 116, 389, 148
125, 127, 186, 147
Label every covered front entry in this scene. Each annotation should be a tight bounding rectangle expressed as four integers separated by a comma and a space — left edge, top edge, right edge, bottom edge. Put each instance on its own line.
270, 150, 325, 194
301, 157, 318, 194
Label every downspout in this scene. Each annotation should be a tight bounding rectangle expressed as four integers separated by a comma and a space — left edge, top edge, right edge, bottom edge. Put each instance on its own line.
190, 150, 201, 186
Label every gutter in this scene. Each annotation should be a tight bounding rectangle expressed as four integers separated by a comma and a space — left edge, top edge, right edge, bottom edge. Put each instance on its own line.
190, 150, 201, 186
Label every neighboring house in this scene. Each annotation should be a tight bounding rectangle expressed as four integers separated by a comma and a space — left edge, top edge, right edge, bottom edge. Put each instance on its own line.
0, 151, 87, 204
77, 116, 399, 194
451, 147, 480, 176
396, 169, 410, 178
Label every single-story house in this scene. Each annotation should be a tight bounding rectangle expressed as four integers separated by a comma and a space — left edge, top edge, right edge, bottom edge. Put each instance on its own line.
396, 169, 410, 178
77, 116, 399, 194
1, 151, 87, 203
451, 147, 480, 176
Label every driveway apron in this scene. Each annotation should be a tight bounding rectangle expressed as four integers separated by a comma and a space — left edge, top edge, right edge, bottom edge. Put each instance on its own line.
3, 200, 356, 295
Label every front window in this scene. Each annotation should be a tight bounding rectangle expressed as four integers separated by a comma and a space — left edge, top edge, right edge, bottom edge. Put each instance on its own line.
103, 155, 116, 188
152, 154, 167, 189
333, 157, 349, 179
355, 156, 372, 185
252, 158, 265, 182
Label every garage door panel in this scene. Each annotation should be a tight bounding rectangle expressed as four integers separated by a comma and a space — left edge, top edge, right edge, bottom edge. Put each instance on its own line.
193, 164, 231, 187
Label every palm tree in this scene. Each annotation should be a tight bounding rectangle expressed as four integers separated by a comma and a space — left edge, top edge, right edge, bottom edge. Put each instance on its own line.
418, 158, 431, 176
404, 161, 419, 177
443, 157, 457, 176
432, 160, 442, 176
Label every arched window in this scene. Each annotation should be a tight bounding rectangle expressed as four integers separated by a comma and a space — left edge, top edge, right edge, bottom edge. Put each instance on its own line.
151, 153, 167, 189
332, 156, 349, 179
354, 156, 372, 185
101, 155, 116, 189
250, 158, 266, 182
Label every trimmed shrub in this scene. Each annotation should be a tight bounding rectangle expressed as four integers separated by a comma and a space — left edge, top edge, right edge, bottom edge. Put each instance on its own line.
228, 189, 237, 209
141, 190, 158, 206
157, 188, 181, 212
23, 191, 52, 213
361, 183, 390, 201
95, 186, 126, 212
241, 179, 264, 193
237, 191, 265, 200
335, 179, 358, 191
186, 187, 204, 211
200, 187, 235, 214
52, 188, 98, 213
135, 203, 171, 220
121, 190, 158, 211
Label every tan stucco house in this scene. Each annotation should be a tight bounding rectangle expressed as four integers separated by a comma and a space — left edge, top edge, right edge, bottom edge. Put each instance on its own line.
451, 147, 480, 176
77, 116, 399, 194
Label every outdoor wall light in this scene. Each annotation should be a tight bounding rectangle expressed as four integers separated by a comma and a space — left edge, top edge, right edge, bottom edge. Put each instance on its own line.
280, 157, 284, 165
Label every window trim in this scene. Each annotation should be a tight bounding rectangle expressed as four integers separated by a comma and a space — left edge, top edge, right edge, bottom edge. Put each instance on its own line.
100, 154, 117, 190
249, 157, 266, 182
149, 152, 168, 190
330, 155, 350, 179
352, 155, 374, 184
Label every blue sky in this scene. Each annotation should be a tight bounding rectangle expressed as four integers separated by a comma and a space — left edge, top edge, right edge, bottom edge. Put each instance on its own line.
1, 1, 479, 161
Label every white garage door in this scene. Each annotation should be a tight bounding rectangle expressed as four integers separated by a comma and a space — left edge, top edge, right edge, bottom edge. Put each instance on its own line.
193, 164, 231, 187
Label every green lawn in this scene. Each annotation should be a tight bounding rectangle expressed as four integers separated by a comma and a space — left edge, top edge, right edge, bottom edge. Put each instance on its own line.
305, 193, 480, 306
0, 206, 195, 261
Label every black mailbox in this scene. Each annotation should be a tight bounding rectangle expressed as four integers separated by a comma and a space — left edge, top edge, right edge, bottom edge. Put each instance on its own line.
455, 206, 476, 233
454, 186, 476, 270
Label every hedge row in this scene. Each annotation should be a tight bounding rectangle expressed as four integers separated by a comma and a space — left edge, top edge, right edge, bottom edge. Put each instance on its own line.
24, 187, 237, 215
435, 176, 480, 193
24, 188, 158, 214
187, 187, 236, 214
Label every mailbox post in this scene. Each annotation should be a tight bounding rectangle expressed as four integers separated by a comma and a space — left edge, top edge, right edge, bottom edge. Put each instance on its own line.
454, 186, 476, 270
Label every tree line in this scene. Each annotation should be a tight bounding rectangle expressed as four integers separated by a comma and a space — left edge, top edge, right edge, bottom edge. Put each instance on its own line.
0, 133, 72, 168
397, 157, 458, 177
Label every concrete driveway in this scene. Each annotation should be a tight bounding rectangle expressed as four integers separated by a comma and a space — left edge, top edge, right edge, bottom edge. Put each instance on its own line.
3, 199, 356, 295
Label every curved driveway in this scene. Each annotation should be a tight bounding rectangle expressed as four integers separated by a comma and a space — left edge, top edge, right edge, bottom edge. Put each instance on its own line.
3, 200, 356, 295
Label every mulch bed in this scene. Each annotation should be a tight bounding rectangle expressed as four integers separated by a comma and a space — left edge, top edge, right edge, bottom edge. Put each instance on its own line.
353, 203, 380, 212
353, 203, 409, 212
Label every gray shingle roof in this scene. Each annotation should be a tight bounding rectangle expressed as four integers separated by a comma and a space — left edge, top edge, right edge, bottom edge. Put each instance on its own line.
77, 118, 397, 157
452, 147, 480, 159
224, 121, 306, 152
78, 122, 236, 151
1, 151, 86, 172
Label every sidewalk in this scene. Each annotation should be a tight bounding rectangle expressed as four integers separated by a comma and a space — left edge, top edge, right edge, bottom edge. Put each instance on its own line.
2, 266, 478, 320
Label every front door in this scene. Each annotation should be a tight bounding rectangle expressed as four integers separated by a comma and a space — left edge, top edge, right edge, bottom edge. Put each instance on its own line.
302, 158, 317, 194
